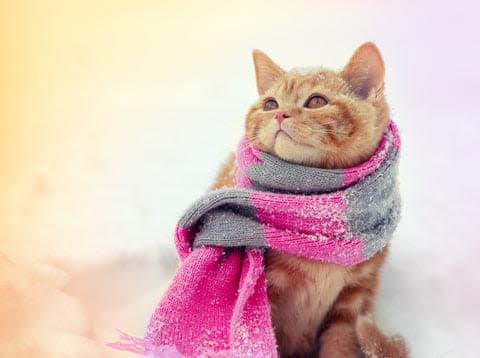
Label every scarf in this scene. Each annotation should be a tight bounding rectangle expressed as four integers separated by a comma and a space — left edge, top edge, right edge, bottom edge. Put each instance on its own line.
110, 121, 401, 358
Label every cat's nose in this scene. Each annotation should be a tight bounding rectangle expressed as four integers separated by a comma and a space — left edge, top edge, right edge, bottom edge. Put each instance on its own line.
275, 111, 291, 124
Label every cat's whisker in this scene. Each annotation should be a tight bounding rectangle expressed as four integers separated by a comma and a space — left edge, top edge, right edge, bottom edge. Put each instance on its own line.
311, 128, 349, 136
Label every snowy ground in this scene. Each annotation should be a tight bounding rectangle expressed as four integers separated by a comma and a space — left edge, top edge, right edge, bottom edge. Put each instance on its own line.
1, 1, 479, 357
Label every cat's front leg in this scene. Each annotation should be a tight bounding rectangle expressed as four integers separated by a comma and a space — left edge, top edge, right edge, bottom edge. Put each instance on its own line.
317, 284, 365, 358
317, 249, 388, 358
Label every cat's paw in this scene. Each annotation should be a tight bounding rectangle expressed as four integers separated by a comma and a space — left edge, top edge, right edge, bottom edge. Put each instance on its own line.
356, 315, 409, 358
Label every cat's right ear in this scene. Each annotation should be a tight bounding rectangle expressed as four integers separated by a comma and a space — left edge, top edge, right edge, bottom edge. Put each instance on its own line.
252, 50, 284, 95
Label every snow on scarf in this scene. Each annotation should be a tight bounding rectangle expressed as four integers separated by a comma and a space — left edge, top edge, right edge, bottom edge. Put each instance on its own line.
110, 121, 401, 357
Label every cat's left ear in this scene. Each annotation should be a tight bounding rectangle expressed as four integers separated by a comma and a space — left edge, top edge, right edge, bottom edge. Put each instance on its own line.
252, 49, 284, 95
341, 42, 385, 99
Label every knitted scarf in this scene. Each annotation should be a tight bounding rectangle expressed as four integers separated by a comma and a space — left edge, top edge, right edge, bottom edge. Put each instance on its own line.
110, 121, 401, 358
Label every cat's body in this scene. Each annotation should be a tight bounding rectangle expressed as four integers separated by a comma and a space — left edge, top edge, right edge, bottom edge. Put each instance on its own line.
212, 155, 392, 358
212, 43, 407, 357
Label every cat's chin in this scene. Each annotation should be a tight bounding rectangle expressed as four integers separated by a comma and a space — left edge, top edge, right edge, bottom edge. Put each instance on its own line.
252, 130, 322, 166
272, 135, 319, 166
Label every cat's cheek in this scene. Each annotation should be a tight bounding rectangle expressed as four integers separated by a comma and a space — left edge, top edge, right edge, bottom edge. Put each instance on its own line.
257, 118, 278, 151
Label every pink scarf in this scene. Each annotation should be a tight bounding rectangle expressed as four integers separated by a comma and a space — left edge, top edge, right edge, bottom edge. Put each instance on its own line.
110, 121, 401, 357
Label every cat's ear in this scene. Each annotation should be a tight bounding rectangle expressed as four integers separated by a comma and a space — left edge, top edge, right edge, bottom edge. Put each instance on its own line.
252, 49, 284, 95
341, 42, 385, 99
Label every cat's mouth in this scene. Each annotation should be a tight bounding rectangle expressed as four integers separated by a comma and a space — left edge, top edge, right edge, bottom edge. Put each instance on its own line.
274, 128, 313, 148
274, 129, 294, 141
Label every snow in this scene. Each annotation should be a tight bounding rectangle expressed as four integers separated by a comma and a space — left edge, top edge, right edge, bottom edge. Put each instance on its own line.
1, 1, 479, 357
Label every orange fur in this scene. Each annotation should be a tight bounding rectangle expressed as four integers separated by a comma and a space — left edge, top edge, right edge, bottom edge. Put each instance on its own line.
356, 315, 409, 358
212, 43, 408, 357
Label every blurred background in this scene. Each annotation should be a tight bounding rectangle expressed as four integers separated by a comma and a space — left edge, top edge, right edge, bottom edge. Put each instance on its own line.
1, 0, 479, 357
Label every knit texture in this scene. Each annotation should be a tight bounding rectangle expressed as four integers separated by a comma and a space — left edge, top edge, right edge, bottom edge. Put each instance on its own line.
110, 121, 401, 357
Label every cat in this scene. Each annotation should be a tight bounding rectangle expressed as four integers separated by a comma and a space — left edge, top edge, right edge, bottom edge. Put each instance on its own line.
212, 42, 408, 358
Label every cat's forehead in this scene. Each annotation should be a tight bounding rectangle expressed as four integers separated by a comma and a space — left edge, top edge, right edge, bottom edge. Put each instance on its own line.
267, 68, 347, 97
289, 66, 328, 76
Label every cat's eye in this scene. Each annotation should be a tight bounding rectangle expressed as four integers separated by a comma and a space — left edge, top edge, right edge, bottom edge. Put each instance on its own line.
263, 98, 279, 111
304, 95, 328, 109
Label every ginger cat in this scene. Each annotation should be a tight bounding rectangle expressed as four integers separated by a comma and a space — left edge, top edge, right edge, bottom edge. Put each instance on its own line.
212, 43, 407, 358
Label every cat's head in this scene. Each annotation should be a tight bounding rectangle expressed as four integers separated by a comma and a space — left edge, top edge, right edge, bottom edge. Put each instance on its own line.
245, 42, 389, 169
